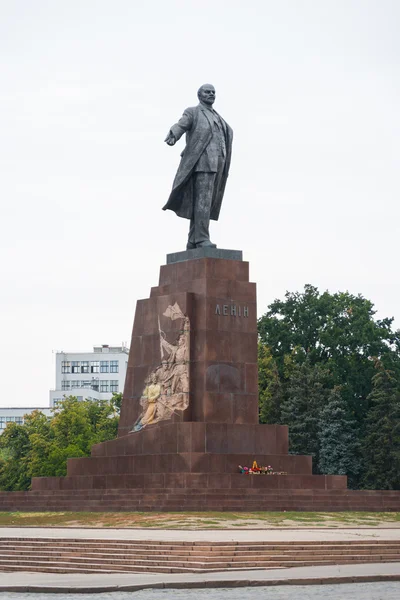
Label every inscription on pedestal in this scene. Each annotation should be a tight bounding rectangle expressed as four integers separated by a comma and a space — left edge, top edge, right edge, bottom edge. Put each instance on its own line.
215, 304, 249, 317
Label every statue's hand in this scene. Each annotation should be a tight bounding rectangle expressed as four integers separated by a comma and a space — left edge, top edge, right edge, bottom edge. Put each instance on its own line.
164, 132, 176, 146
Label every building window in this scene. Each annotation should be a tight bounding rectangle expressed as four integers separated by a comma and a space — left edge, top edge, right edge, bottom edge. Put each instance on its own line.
110, 360, 119, 373
6, 417, 14, 422
15, 417, 23, 425
71, 361, 81, 374
81, 380, 91, 389
100, 361, 109, 373
100, 380, 109, 392
110, 380, 119, 392
91, 361, 99, 373
71, 380, 80, 388
61, 381, 71, 391
61, 361, 71, 374
91, 379, 99, 391
81, 361, 90, 373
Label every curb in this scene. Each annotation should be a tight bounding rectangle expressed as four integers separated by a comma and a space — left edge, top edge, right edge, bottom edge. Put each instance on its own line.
1, 574, 400, 593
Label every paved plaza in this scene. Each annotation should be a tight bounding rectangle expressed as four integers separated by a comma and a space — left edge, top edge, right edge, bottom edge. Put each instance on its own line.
0, 527, 400, 592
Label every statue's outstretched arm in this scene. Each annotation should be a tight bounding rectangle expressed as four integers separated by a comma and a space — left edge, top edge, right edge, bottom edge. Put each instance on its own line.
164, 108, 194, 146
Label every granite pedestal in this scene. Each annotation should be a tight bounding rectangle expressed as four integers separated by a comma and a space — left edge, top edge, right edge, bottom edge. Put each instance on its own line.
3, 249, 400, 511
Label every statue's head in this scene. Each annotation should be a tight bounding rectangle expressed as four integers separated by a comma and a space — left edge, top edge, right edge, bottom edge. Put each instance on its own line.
198, 84, 216, 106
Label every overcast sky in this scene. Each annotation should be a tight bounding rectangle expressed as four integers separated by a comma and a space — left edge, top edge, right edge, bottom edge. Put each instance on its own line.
1, 0, 399, 407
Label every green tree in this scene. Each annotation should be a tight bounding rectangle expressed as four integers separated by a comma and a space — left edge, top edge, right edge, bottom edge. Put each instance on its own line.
0, 422, 31, 490
258, 284, 400, 422
318, 386, 361, 487
258, 343, 283, 424
361, 361, 400, 490
0, 396, 121, 490
280, 358, 329, 472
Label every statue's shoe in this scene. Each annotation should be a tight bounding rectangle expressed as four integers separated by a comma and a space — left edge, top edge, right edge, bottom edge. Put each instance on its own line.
186, 242, 196, 250
196, 241, 217, 248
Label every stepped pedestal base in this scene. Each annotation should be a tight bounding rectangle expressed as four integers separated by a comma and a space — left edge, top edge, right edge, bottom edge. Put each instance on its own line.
2, 252, 400, 512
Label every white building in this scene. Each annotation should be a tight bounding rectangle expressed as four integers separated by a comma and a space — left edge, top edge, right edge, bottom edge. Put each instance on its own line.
0, 407, 52, 434
49, 345, 129, 407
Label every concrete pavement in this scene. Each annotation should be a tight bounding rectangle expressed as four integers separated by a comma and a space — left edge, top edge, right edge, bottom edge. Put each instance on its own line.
1, 526, 400, 541
0, 562, 400, 592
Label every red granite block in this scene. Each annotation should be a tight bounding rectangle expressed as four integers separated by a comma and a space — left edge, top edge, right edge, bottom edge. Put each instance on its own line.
91, 443, 106, 457
92, 475, 107, 489
208, 454, 227, 472
219, 363, 244, 393
141, 426, 160, 454
143, 473, 165, 488
205, 363, 220, 392
280, 476, 308, 489
231, 474, 253, 488
205, 278, 230, 298
208, 474, 231, 488
176, 423, 191, 453
300, 475, 326, 489
245, 363, 258, 394
190, 453, 209, 472
252, 475, 280, 489
119, 432, 143, 455
206, 330, 232, 362
275, 426, 289, 454
325, 475, 347, 489
192, 296, 207, 330
231, 332, 258, 363
164, 473, 186, 488
229, 280, 257, 303
131, 366, 150, 397
204, 392, 233, 422
185, 473, 209, 488
132, 300, 143, 333
192, 329, 207, 361
191, 422, 206, 452
205, 423, 228, 453
232, 394, 259, 424
208, 259, 249, 283
106, 475, 126, 488
254, 425, 276, 454
124, 474, 144, 488
141, 334, 161, 366
123, 366, 134, 398
158, 423, 178, 454
132, 455, 153, 474
226, 424, 255, 453
293, 455, 313, 474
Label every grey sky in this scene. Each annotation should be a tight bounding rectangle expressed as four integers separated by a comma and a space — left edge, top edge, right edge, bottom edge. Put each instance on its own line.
1, 0, 399, 407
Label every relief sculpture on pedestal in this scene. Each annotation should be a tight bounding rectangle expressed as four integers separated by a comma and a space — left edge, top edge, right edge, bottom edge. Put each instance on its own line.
131, 303, 190, 432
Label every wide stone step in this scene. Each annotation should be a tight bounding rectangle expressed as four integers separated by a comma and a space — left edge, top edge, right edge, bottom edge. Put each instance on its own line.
2, 548, 400, 561
2, 552, 400, 568
0, 556, 399, 574
3, 536, 399, 545
2, 540, 400, 552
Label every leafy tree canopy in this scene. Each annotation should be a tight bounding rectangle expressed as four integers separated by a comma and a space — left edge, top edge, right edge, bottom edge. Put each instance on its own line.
0, 396, 120, 491
258, 284, 400, 419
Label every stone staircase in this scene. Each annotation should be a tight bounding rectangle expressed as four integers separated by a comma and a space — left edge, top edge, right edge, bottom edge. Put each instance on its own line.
0, 538, 400, 574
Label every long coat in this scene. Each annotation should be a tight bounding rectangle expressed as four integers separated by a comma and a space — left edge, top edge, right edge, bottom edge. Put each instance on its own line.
162, 104, 233, 221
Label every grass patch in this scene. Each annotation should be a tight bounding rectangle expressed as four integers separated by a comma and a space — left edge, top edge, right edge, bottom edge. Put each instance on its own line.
0, 511, 399, 529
